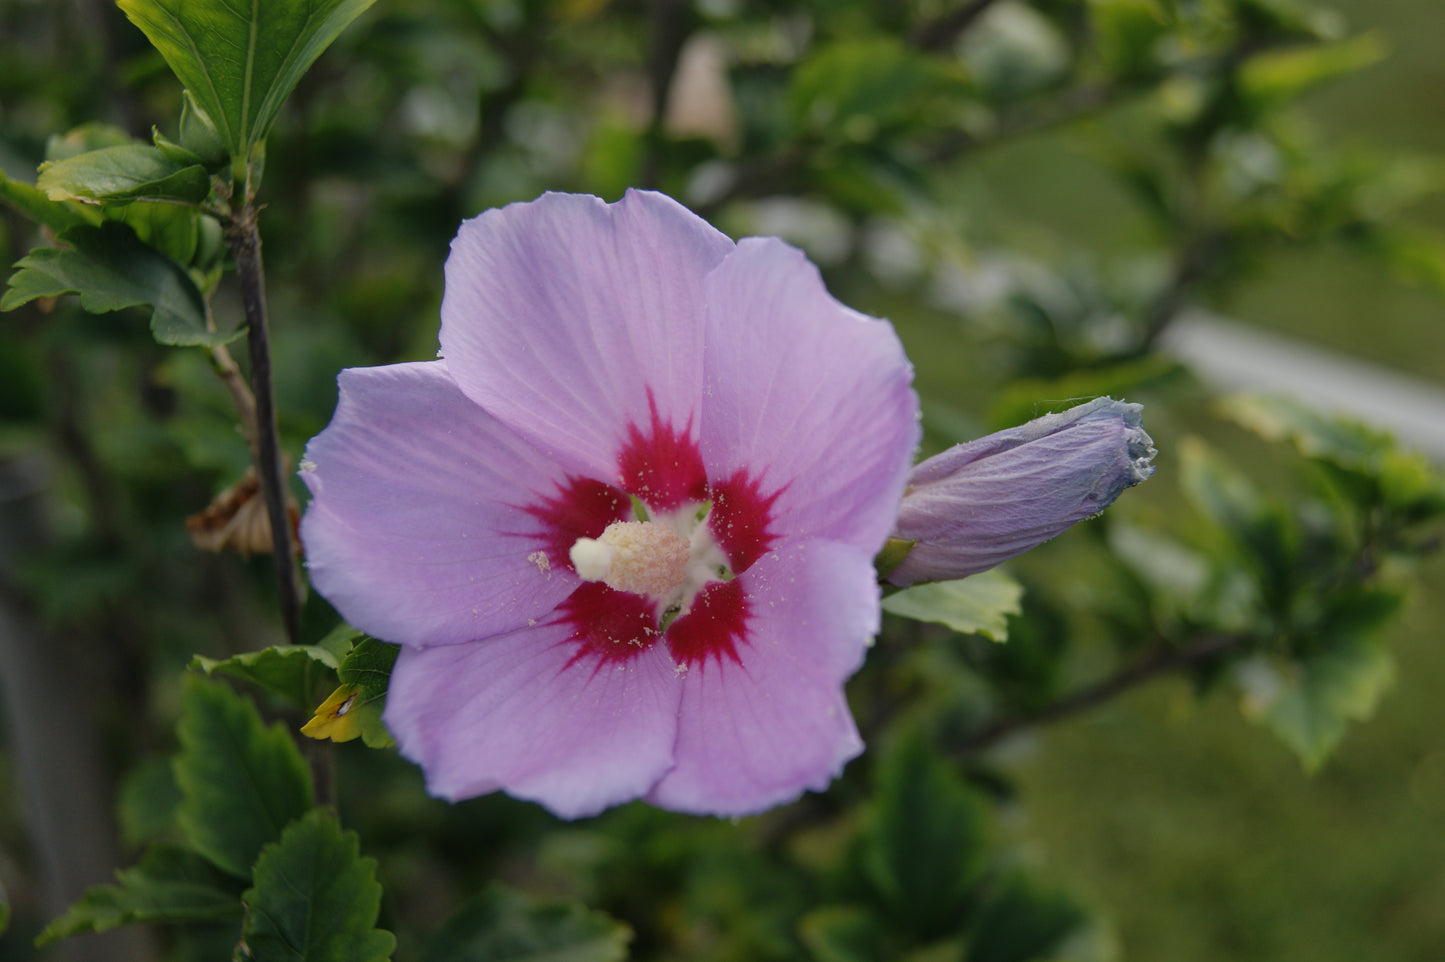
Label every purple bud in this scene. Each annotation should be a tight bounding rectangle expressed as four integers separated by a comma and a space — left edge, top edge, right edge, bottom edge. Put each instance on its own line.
886, 398, 1156, 586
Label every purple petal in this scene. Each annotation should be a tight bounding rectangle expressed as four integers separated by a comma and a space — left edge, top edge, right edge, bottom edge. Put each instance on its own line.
438, 190, 734, 478
300, 361, 582, 647
698, 237, 919, 554
646, 540, 877, 815
887, 398, 1157, 586
384, 625, 683, 819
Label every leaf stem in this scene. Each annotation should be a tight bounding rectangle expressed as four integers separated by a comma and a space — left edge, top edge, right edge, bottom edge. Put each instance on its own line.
953, 632, 1248, 755
225, 205, 303, 644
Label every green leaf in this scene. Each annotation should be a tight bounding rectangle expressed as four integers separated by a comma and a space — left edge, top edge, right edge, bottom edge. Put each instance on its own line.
874, 538, 916, 580
314, 621, 365, 660
424, 883, 631, 962
799, 906, 893, 962
1218, 394, 1445, 526
882, 569, 1024, 642
1, 221, 238, 347
107, 201, 202, 267
338, 635, 400, 693
1237, 636, 1396, 770
791, 37, 970, 141
152, 129, 206, 168
1377, 448, 1445, 525
118, 755, 184, 849
862, 736, 990, 941
117, 0, 379, 158
190, 644, 343, 709
35, 845, 242, 946
37, 144, 210, 205
1178, 437, 1282, 543
242, 810, 395, 962
964, 874, 1086, 962
174, 677, 313, 879
300, 636, 399, 748
1215, 394, 1391, 470
45, 123, 135, 162
1240, 32, 1388, 109
180, 90, 230, 169
1371, 224, 1445, 296
0, 168, 98, 233
1092, 0, 1169, 78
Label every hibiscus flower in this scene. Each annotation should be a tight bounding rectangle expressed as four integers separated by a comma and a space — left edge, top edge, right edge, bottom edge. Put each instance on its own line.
300, 190, 920, 818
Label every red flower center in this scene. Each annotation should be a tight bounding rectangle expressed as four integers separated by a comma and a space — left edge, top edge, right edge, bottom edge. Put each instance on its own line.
525, 403, 779, 670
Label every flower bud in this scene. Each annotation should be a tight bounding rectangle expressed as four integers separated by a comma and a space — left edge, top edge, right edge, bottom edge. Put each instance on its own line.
886, 398, 1156, 586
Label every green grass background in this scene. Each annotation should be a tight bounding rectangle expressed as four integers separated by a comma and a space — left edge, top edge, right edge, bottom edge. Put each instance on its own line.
975, 1, 1445, 957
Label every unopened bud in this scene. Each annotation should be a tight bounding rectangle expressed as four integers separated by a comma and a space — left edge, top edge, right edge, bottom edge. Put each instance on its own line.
886, 398, 1156, 586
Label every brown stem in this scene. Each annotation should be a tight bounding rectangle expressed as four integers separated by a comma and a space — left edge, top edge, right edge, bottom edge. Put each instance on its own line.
209, 341, 259, 458
303, 736, 335, 809
1136, 231, 1220, 353
225, 206, 303, 644
641, 0, 692, 188
953, 632, 1247, 755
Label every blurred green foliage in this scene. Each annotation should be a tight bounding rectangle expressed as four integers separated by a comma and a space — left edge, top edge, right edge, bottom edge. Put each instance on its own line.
2, 0, 1444, 959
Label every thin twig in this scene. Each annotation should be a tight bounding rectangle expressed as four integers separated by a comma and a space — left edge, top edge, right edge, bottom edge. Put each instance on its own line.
953, 632, 1247, 755
225, 206, 303, 644
1137, 233, 1217, 351
208, 341, 259, 457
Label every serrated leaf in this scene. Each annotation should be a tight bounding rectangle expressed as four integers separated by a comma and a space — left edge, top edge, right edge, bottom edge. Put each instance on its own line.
1236, 637, 1395, 771
424, 883, 631, 962
38, 144, 210, 205
190, 644, 342, 709
863, 736, 990, 941
174, 677, 313, 879
242, 810, 394, 962
1216, 394, 1390, 469
117, 0, 379, 159
302, 636, 399, 747
883, 569, 1023, 642
964, 874, 1086, 962
35, 845, 242, 946
1, 220, 238, 346
337, 636, 400, 692
0, 168, 98, 233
